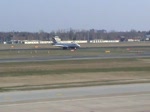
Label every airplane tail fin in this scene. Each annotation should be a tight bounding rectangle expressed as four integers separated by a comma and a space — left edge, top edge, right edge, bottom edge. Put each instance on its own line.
52, 36, 61, 44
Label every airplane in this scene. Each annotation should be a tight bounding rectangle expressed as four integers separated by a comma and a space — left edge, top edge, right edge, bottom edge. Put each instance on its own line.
52, 36, 80, 50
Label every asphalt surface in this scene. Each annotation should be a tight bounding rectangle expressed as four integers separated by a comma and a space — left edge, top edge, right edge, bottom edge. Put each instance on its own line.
0, 53, 150, 63
1, 93, 150, 112
0, 83, 150, 112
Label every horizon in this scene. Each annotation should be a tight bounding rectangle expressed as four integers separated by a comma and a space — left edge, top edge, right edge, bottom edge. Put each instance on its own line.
0, 29, 150, 33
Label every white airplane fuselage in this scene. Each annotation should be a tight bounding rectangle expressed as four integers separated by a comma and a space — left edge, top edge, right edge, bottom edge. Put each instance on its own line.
52, 37, 80, 50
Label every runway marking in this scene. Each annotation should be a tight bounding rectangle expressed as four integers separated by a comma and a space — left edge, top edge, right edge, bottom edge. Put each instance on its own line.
0, 93, 150, 107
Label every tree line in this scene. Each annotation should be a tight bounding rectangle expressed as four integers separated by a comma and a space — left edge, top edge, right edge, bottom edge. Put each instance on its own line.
0, 29, 149, 43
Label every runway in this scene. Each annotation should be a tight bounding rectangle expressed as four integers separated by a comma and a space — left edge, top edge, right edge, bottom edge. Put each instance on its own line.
0, 52, 150, 63
0, 83, 150, 112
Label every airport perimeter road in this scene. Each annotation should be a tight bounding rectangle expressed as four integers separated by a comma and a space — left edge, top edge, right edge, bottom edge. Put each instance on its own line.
0, 83, 150, 112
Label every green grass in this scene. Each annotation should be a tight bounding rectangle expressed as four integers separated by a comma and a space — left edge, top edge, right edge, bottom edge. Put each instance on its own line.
0, 46, 149, 59
0, 58, 150, 77
0, 58, 138, 66
1, 67, 150, 77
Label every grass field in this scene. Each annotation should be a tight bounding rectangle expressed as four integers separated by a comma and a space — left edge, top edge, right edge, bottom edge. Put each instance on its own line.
0, 46, 150, 59
0, 58, 150, 92
0, 42, 150, 91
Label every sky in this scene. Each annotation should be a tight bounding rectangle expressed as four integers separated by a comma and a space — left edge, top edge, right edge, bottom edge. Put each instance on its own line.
0, 0, 150, 32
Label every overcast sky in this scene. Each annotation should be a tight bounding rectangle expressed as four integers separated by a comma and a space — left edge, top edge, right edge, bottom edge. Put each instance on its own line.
0, 0, 150, 32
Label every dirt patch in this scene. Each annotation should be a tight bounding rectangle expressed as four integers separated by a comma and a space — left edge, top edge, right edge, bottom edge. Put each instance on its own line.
139, 59, 150, 63
0, 71, 150, 88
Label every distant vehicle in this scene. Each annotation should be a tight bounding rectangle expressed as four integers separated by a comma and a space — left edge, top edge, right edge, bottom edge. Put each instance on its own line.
52, 36, 80, 50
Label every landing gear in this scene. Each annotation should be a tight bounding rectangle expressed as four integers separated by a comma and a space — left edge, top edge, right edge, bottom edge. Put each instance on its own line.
63, 47, 68, 50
